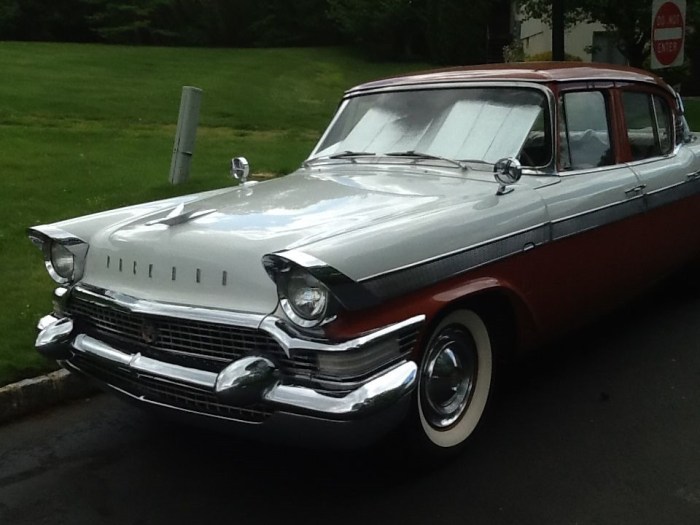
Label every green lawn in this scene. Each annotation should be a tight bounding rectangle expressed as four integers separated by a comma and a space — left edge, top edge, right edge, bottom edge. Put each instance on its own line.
0, 42, 426, 386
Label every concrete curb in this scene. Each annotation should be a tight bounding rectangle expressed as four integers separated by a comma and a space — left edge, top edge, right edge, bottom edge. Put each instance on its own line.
0, 369, 99, 425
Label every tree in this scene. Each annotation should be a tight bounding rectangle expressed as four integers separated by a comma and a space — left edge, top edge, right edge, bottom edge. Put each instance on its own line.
327, 0, 423, 59
81, 0, 175, 45
327, 0, 495, 64
0, 0, 94, 41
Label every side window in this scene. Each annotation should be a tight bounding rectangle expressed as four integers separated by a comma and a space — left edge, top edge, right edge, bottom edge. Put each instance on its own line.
560, 91, 613, 170
621, 91, 673, 160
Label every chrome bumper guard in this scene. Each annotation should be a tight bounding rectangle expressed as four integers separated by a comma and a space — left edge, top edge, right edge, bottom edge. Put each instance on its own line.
36, 314, 420, 420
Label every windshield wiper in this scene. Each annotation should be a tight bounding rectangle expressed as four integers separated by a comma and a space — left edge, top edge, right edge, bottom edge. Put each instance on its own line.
304, 150, 376, 167
385, 150, 469, 170
329, 150, 376, 159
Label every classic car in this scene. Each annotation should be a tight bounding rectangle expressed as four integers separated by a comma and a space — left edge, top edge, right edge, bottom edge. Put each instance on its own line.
30, 63, 700, 454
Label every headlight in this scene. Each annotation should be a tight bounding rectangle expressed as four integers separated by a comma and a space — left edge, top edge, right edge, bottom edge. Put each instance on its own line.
280, 269, 330, 327
28, 226, 89, 285
50, 242, 75, 280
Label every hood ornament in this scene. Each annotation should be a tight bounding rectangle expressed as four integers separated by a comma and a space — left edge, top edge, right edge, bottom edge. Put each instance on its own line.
145, 203, 216, 227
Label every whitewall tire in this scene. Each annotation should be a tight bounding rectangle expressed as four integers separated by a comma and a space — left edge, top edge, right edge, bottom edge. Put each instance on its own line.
416, 309, 494, 449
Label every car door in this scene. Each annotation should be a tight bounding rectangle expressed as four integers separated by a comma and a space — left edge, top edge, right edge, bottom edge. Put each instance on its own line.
618, 87, 700, 274
529, 86, 649, 333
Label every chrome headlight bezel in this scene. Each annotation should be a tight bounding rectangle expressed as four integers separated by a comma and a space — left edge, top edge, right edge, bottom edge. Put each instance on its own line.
278, 268, 331, 328
29, 227, 89, 285
262, 251, 380, 330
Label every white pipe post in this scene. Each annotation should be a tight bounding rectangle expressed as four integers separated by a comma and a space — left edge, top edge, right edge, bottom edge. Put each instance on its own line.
169, 86, 203, 185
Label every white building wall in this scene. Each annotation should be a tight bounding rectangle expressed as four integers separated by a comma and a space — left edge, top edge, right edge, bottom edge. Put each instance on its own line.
518, 17, 612, 62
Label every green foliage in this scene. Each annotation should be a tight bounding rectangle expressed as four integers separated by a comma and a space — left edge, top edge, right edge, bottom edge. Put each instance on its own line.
327, 0, 422, 59
503, 40, 525, 62
526, 51, 583, 62
0, 0, 338, 46
82, 0, 175, 44
0, 0, 95, 41
424, 0, 491, 64
327, 0, 494, 64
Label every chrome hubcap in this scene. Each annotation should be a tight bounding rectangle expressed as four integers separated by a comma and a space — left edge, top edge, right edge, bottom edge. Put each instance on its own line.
421, 325, 477, 429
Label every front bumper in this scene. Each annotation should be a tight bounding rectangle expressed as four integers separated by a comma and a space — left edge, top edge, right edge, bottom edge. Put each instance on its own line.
36, 299, 423, 447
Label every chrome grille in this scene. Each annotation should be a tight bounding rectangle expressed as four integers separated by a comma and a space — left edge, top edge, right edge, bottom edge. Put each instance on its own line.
70, 353, 271, 422
67, 295, 314, 377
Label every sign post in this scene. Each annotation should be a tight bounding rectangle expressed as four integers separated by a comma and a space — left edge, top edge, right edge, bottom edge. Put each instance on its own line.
651, 0, 686, 70
169, 86, 203, 185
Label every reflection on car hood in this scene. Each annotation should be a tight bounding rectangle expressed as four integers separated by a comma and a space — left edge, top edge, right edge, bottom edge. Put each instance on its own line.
80, 165, 544, 314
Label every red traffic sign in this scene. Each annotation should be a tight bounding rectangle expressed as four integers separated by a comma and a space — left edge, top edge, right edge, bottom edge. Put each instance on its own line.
652, 0, 685, 68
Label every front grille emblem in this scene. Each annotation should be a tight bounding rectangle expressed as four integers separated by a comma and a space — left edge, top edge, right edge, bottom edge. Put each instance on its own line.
141, 322, 159, 345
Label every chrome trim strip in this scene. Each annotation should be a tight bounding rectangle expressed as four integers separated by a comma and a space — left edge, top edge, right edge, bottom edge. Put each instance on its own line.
551, 196, 645, 240
646, 177, 700, 210
363, 222, 550, 281
27, 225, 87, 246
73, 284, 265, 330
361, 224, 548, 299
360, 173, 700, 299
259, 314, 425, 354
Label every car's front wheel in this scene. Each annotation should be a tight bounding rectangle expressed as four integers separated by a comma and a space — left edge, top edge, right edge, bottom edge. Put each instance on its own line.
413, 309, 495, 453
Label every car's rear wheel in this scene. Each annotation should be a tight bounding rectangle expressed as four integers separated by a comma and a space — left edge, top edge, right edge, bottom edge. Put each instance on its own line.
413, 309, 495, 454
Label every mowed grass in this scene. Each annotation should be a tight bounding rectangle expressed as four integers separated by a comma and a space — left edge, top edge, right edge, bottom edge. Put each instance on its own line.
0, 41, 427, 386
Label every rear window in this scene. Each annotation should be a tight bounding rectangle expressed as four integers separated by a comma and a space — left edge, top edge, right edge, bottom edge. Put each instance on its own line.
621, 91, 673, 160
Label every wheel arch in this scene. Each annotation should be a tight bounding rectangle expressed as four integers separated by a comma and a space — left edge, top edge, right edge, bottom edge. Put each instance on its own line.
421, 281, 539, 364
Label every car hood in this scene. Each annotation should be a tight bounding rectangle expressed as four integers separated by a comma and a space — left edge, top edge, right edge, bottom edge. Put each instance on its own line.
80, 166, 546, 314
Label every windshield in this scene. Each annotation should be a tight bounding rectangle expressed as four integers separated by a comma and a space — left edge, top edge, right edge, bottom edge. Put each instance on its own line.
310, 87, 551, 167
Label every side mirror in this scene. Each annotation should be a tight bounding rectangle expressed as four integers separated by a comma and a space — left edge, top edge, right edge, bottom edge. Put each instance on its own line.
494, 157, 522, 195
230, 157, 250, 184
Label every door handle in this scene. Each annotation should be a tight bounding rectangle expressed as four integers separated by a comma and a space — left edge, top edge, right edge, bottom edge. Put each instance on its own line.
686, 171, 700, 182
624, 184, 646, 197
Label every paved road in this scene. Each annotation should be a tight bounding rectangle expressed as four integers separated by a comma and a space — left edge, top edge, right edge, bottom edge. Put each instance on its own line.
1, 284, 699, 525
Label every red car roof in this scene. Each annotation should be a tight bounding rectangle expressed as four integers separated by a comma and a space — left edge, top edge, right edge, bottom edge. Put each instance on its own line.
347, 62, 671, 94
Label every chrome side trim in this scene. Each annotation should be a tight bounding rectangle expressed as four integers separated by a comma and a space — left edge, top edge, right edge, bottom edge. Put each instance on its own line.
259, 314, 425, 354
361, 224, 548, 299
646, 177, 700, 210
359, 173, 700, 300
73, 284, 265, 330
551, 196, 645, 240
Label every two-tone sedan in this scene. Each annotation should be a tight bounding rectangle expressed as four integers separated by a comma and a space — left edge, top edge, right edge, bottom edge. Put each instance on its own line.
30, 63, 700, 455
